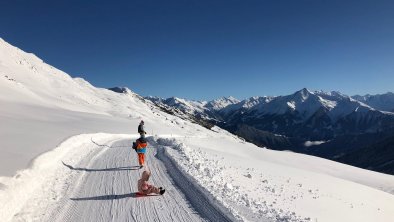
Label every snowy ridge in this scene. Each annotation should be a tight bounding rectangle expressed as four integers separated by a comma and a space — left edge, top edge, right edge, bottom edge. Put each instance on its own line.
353, 92, 394, 112
228, 88, 376, 121
150, 87, 385, 123
205, 96, 240, 111
151, 88, 394, 172
0, 37, 151, 118
165, 97, 208, 115
220, 96, 273, 115
146, 96, 239, 119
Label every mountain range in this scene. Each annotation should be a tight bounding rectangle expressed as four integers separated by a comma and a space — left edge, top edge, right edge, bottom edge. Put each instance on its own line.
144, 89, 394, 174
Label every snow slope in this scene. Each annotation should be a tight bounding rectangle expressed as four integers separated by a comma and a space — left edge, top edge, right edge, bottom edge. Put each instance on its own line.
1, 38, 394, 222
0, 37, 187, 176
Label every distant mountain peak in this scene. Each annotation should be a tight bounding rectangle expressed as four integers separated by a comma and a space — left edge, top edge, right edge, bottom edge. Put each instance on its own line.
213, 96, 239, 103
166, 96, 187, 105
226, 95, 238, 101
205, 96, 240, 110
293, 88, 314, 101
300, 87, 311, 93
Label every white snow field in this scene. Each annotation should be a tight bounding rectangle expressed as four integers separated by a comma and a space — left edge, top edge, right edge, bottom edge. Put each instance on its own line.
1, 37, 394, 222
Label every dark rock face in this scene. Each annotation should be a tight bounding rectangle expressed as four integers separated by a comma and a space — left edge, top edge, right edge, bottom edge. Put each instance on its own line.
108, 87, 130, 94
337, 134, 394, 175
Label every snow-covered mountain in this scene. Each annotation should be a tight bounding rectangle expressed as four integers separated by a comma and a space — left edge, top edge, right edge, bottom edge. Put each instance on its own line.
145, 95, 239, 123
221, 88, 392, 138
353, 92, 394, 112
204, 96, 240, 111
146, 96, 208, 116
149, 88, 394, 140
1, 38, 394, 222
149, 88, 394, 174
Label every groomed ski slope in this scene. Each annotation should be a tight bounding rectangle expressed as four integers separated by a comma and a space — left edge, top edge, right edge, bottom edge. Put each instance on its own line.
2, 134, 235, 222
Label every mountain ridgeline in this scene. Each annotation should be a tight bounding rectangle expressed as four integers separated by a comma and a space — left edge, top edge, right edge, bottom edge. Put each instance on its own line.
144, 89, 394, 175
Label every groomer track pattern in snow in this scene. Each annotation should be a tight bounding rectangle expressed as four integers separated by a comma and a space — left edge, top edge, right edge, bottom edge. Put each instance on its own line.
0, 134, 222, 222
3, 132, 393, 222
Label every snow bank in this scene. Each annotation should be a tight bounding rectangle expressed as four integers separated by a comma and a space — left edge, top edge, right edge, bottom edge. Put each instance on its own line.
156, 137, 304, 221
156, 136, 394, 222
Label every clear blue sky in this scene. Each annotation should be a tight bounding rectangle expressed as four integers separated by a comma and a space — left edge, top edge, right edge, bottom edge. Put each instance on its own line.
1, 0, 393, 100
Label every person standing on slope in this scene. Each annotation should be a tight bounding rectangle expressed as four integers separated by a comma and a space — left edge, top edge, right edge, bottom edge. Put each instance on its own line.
135, 133, 148, 168
137, 170, 165, 195
138, 120, 146, 135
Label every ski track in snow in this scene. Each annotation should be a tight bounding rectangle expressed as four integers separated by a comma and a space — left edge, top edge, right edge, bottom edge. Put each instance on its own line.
17, 138, 232, 222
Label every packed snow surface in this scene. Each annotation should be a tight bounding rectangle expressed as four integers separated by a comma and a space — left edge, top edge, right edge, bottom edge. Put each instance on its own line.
1, 38, 394, 221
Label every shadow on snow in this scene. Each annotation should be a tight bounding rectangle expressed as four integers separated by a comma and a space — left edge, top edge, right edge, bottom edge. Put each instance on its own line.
90, 137, 131, 148
70, 193, 160, 201
62, 162, 140, 172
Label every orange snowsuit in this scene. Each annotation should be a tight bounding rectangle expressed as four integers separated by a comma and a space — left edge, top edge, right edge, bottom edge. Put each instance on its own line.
135, 138, 147, 166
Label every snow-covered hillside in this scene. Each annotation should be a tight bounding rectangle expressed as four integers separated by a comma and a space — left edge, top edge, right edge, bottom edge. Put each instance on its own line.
1, 38, 394, 222
0, 37, 164, 176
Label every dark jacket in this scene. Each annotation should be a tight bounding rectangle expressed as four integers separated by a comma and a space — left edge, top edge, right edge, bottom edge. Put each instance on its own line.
138, 124, 145, 134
